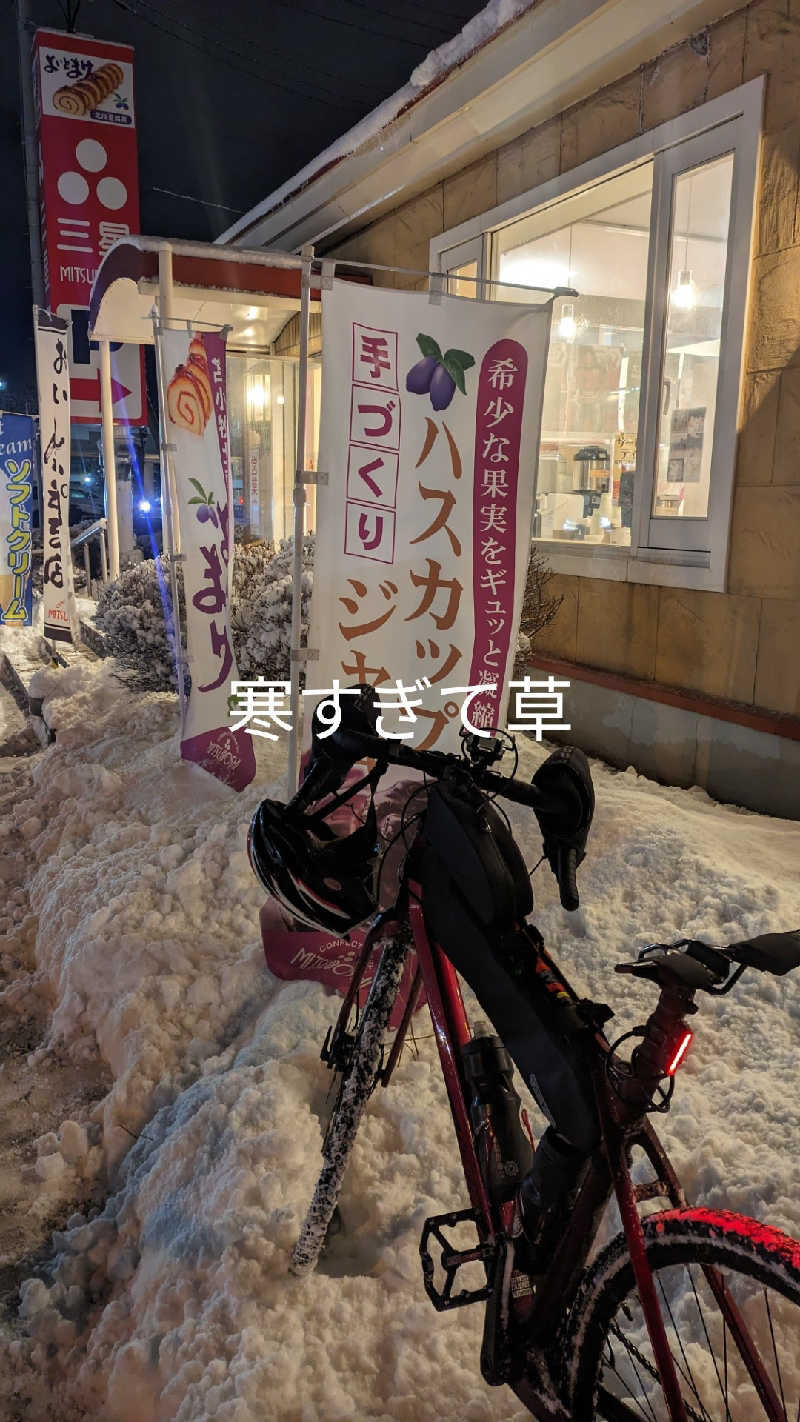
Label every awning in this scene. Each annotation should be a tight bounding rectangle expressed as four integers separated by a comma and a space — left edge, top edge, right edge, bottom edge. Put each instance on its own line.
88, 235, 324, 349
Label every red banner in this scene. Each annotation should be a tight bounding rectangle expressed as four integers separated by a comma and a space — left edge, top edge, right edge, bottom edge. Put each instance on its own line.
33, 28, 145, 425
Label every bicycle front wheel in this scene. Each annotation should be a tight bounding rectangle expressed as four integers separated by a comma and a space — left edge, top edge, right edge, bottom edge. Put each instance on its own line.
568, 1207, 800, 1422
290, 929, 410, 1278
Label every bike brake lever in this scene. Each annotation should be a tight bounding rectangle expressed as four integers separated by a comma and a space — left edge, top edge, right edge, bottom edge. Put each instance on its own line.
554, 845, 579, 912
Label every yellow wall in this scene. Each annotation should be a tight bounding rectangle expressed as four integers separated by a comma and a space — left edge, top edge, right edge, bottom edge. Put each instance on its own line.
327, 0, 800, 718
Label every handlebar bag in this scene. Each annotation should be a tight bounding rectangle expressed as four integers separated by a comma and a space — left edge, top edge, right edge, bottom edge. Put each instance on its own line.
421, 777, 599, 1154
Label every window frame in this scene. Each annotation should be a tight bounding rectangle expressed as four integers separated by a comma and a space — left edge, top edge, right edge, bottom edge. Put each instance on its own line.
430, 79, 764, 592
439, 234, 488, 296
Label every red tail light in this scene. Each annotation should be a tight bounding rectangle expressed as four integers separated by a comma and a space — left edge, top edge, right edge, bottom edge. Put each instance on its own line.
667, 1030, 693, 1076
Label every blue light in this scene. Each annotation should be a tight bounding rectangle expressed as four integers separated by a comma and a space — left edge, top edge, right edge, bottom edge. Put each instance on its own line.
83, 475, 92, 484
138, 499, 151, 513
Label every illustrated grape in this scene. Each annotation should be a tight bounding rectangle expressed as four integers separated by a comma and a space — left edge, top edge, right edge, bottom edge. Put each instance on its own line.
429, 364, 456, 411
405, 356, 438, 394
196, 505, 212, 523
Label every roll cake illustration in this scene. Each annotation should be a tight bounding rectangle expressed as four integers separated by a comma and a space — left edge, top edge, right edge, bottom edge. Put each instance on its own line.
167, 337, 214, 436
53, 62, 124, 117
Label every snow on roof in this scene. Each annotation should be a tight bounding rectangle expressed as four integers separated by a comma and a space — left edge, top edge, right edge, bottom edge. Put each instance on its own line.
219, 0, 537, 244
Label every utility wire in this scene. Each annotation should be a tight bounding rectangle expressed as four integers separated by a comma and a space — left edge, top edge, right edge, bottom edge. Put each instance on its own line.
162, 0, 438, 51
135, 0, 393, 98
110, 0, 370, 111
326, 0, 465, 35
145, 185, 244, 214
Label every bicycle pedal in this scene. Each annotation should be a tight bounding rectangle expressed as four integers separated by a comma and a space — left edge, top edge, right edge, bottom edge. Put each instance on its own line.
419, 1209, 495, 1312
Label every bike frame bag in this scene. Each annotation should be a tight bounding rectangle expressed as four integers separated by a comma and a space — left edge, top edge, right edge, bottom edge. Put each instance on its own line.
419, 775, 600, 1154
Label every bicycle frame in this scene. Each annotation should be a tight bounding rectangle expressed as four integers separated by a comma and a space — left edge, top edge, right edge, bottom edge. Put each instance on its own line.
323, 881, 788, 1422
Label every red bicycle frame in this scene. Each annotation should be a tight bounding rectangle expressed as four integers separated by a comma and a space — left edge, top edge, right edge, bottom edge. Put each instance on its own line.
404, 883, 787, 1422
326, 888, 787, 1422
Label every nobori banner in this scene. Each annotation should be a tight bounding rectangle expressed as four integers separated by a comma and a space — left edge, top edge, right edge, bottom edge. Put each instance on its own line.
159, 326, 255, 791
33, 28, 145, 425
34, 308, 78, 644
314, 282, 552, 750
0, 414, 36, 628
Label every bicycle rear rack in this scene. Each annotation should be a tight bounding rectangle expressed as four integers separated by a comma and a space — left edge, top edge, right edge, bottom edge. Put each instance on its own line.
419, 1209, 495, 1311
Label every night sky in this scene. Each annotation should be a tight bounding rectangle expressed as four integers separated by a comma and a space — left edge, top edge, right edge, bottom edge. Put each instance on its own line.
0, 0, 486, 406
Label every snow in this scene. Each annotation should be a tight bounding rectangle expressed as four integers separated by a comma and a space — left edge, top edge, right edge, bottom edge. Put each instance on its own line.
218, 0, 537, 246
0, 636, 799, 1420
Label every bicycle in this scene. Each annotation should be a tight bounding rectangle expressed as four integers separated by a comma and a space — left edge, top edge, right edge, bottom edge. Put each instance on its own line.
248, 689, 800, 1422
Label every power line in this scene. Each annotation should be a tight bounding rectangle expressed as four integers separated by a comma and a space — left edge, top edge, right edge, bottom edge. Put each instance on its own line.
136, 0, 386, 100
110, 0, 368, 112
145, 185, 244, 214
322, 0, 463, 36
178, 0, 440, 51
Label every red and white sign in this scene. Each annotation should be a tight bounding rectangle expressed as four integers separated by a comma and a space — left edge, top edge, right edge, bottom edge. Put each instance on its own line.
33, 28, 145, 425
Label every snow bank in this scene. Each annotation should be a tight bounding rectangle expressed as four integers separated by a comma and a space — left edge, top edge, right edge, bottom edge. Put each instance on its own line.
1, 649, 799, 1420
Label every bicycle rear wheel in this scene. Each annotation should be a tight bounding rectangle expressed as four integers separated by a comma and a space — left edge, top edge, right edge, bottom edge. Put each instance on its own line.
568, 1208, 800, 1422
290, 929, 410, 1277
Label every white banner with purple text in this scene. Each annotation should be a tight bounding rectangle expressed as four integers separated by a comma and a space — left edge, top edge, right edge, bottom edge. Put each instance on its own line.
159, 326, 255, 791
313, 282, 552, 751
34, 308, 78, 644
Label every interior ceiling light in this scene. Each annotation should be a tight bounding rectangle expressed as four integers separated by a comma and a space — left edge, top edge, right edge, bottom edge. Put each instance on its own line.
248, 383, 268, 413
671, 268, 696, 310
671, 173, 696, 311
558, 301, 577, 341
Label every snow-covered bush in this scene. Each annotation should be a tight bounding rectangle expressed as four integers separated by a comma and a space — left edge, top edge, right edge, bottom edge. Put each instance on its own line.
94, 537, 314, 692
231, 536, 275, 604
231, 535, 314, 680
513, 543, 563, 675
95, 556, 186, 691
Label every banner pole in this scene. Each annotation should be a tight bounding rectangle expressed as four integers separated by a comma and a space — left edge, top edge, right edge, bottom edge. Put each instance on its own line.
158, 245, 181, 556
16, 0, 44, 311
151, 309, 187, 733
288, 244, 314, 795
99, 340, 120, 580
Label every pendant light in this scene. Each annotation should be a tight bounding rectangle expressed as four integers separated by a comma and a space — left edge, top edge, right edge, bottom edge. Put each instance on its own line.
558, 224, 578, 339
671, 175, 696, 311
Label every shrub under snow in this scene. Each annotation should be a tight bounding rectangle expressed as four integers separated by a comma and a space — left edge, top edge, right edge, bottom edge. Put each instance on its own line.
95, 538, 314, 692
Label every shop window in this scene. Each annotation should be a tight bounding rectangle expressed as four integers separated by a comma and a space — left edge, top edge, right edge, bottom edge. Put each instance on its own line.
430, 81, 762, 591
495, 163, 653, 549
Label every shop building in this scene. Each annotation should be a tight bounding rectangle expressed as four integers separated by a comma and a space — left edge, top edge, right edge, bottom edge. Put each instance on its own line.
218, 0, 800, 818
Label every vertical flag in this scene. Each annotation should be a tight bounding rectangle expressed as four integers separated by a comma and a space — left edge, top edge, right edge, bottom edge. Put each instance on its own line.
158, 326, 256, 790
314, 283, 552, 750
34, 308, 79, 644
0, 414, 36, 627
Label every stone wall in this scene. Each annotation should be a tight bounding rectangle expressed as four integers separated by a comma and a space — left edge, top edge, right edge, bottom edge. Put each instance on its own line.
326, 0, 800, 720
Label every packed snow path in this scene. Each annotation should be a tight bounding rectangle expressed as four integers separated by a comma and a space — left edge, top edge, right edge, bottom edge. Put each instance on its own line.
0, 650, 797, 1422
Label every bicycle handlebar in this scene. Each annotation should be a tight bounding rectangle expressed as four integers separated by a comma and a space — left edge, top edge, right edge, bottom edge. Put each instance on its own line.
290, 726, 582, 910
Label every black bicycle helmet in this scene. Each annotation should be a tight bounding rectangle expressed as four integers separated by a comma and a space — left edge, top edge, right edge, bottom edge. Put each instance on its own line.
247, 684, 383, 935
248, 798, 380, 934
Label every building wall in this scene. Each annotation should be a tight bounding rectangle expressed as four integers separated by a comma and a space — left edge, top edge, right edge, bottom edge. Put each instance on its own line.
327, 0, 800, 727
